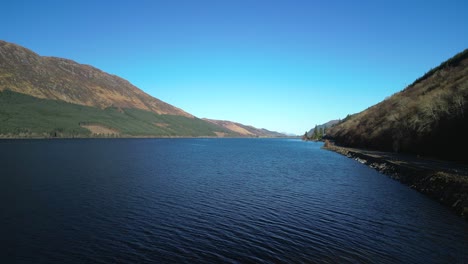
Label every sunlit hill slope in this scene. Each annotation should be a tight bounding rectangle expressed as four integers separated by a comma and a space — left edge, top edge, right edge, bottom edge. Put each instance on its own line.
0, 40, 283, 138
203, 119, 285, 137
327, 49, 468, 162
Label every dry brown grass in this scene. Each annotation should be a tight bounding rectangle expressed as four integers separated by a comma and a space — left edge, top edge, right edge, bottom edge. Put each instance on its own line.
0, 40, 193, 118
328, 49, 468, 162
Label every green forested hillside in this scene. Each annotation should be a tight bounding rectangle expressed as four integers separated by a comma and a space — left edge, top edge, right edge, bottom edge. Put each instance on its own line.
0, 90, 237, 138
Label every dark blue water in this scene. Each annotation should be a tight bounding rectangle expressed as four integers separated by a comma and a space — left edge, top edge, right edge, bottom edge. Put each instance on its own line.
1, 138, 467, 263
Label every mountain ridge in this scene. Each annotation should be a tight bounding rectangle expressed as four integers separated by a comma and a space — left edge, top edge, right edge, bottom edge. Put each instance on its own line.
0, 40, 192, 117
203, 118, 286, 137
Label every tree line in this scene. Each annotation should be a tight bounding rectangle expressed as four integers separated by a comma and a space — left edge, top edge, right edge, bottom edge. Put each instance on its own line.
302, 125, 327, 141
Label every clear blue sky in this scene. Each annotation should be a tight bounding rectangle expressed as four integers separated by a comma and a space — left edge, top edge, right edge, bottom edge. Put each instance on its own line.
3, 0, 468, 135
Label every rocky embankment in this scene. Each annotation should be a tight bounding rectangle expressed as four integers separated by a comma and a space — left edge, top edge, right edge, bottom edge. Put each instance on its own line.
323, 141, 468, 220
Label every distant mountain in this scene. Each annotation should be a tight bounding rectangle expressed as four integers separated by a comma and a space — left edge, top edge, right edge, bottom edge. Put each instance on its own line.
0, 40, 259, 138
327, 49, 468, 162
307, 119, 339, 137
203, 119, 286, 137
282, 132, 299, 137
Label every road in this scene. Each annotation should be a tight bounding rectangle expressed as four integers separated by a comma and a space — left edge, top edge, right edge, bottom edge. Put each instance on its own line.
345, 147, 468, 176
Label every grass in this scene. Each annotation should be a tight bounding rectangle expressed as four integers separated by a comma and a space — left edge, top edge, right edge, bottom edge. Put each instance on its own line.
0, 90, 236, 138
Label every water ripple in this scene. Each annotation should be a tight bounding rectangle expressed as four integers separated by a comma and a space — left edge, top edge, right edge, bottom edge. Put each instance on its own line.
1, 139, 467, 263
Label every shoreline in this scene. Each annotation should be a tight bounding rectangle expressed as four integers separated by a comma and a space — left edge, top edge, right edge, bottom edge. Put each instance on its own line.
323, 141, 468, 220
0, 135, 297, 140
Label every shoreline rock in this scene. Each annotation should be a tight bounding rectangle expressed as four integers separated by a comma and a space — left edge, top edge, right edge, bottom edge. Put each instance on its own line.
323, 142, 468, 221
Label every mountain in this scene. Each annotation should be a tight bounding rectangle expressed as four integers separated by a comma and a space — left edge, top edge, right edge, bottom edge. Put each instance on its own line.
0, 40, 190, 117
203, 119, 286, 137
0, 40, 269, 138
307, 119, 339, 137
327, 49, 468, 163
0, 90, 237, 137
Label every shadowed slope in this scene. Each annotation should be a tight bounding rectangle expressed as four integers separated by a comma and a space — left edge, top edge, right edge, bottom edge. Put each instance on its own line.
328, 49, 468, 162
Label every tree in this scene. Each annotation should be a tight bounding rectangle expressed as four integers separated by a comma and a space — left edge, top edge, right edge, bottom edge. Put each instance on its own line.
313, 125, 319, 139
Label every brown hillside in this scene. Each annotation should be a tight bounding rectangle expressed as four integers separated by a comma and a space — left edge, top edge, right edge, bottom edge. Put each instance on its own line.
203, 118, 285, 137
0, 40, 192, 117
328, 49, 468, 163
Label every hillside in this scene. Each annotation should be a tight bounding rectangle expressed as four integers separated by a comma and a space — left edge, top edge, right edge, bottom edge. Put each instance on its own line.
328, 49, 468, 163
0, 40, 190, 117
0, 90, 241, 138
0, 40, 278, 138
203, 119, 285, 137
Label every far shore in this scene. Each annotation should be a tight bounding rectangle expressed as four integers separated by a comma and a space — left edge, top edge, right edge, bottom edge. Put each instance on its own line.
0, 135, 299, 140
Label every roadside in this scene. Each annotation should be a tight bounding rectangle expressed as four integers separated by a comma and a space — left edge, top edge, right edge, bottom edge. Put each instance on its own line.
323, 141, 468, 220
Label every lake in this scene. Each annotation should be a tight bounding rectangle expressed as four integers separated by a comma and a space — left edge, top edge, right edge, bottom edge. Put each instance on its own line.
1, 138, 467, 263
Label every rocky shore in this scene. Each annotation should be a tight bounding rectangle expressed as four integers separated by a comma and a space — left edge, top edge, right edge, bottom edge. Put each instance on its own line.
323, 141, 468, 220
